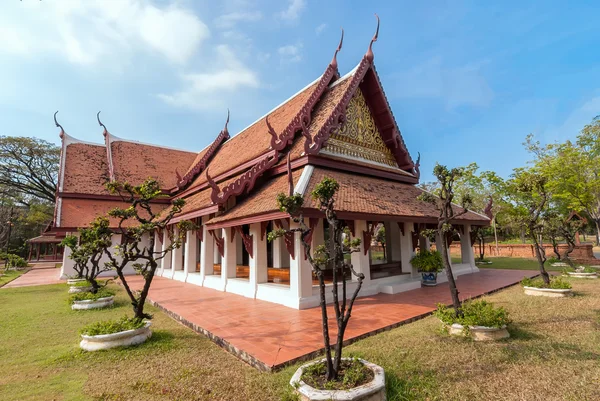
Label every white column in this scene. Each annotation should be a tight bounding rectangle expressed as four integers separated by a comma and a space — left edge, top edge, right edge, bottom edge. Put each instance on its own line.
184, 229, 197, 275
161, 229, 172, 272
200, 216, 214, 277
59, 232, 77, 279
289, 221, 313, 299
461, 224, 476, 269
153, 230, 162, 270
311, 219, 325, 256
171, 227, 183, 271
221, 227, 237, 282
250, 223, 267, 294
213, 228, 222, 264
272, 220, 290, 268
351, 220, 371, 282
400, 222, 415, 275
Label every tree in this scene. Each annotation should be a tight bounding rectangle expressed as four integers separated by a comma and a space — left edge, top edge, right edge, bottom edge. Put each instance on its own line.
0, 136, 60, 204
418, 164, 473, 313
375, 224, 386, 258
103, 179, 192, 320
505, 168, 551, 284
544, 211, 583, 268
269, 177, 362, 381
526, 117, 600, 245
61, 216, 114, 291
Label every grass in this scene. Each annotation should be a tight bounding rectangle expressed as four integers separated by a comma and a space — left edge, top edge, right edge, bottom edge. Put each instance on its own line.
2, 275, 600, 400
476, 257, 566, 271
0, 268, 30, 287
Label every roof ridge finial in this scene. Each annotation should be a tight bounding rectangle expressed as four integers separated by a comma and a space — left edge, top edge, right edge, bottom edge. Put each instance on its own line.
54, 111, 65, 138
224, 109, 230, 134
97, 111, 108, 137
331, 27, 344, 69
365, 13, 380, 63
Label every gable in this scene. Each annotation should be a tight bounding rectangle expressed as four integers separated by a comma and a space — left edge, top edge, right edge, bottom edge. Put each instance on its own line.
321, 90, 399, 169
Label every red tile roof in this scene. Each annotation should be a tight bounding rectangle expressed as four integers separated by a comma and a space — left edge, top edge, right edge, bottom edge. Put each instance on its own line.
59, 198, 165, 228
206, 166, 488, 226
303, 168, 488, 223
62, 142, 110, 195
187, 80, 321, 189
109, 139, 197, 189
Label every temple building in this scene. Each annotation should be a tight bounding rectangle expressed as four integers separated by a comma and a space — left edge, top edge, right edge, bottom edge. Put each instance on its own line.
49, 26, 489, 309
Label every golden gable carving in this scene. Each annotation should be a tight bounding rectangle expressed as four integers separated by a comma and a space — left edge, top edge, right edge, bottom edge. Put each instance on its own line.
326, 91, 397, 167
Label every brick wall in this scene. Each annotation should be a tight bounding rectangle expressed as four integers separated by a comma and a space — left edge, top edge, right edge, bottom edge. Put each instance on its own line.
449, 243, 595, 260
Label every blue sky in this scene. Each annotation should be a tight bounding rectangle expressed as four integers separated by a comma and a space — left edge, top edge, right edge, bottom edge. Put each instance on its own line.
1, 0, 599, 182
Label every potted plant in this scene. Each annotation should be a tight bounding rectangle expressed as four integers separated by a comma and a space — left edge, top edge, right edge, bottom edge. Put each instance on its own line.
562, 265, 598, 279
68, 280, 94, 294
271, 171, 386, 400
410, 249, 443, 286
79, 316, 151, 351
70, 288, 116, 310
521, 276, 573, 297
435, 300, 511, 341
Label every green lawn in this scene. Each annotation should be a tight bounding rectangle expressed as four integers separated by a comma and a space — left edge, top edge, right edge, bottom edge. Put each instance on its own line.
1, 274, 600, 400
475, 257, 566, 271
0, 268, 30, 287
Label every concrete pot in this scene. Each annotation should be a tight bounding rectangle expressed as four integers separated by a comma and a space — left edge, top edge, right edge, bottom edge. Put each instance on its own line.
420, 272, 438, 287
71, 296, 115, 310
290, 358, 385, 401
67, 278, 87, 285
80, 321, 152, 351
69, 286, 93, 294
447, 323, 510, 341
523, 286, 573, 297
565, 272, 598, 279
475, 261, 492, 265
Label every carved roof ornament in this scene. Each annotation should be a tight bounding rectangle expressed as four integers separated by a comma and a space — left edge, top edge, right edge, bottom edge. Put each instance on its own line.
211, 35, 344, 206
177, 110, 231, 189
331, 28, 344, 70
97, 111, 108, 136
54, 111, 65, 138
414, 152, 421, 179
484, 196, 493, 219
287, 153, 294, 196
365, 14, 380, 63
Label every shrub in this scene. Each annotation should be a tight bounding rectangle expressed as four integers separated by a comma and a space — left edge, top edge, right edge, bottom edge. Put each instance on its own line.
80, 316, 145, 336
71, 280, 93, 287
69, 288, 115, 304
2, 254, 27, 269
521, 276, 572, 289
300, 358, 373, 391
547, 256, 560, 264
410, 250, 443, 273
434, 300, 511, 328
562, 266, 597, 274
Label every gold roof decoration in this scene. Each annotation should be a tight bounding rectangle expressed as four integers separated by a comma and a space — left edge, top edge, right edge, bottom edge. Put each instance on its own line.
326, 90, 398, 167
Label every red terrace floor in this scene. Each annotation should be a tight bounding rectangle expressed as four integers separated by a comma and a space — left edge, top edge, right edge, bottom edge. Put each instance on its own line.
127, 269, 537, 371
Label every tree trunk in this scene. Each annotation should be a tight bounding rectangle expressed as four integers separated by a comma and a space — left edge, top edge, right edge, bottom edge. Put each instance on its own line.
317, 272, 334, 381
595, 219, 600, 246
520, 228, 526, 244
437, 233, 461, 312
530, 231, 549, 285
493, 218, 499, 256
134, 263, 157, 320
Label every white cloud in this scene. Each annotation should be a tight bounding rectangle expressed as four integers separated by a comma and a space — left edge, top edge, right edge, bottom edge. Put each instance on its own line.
158, 45, 260, 111
392, 56, 494, 109
278, 44, 303, 63
0, 0, 209, 66
315, 23, 327, 35
215, 11, 262, 29
278, 0, 306, 21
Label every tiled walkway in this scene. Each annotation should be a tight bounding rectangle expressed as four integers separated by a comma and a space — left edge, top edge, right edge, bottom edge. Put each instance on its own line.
128, 269, 536, 370
2, 263, 62, 288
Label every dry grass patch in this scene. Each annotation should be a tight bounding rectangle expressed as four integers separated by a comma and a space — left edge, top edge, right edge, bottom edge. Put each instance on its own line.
1, 275, 600, 400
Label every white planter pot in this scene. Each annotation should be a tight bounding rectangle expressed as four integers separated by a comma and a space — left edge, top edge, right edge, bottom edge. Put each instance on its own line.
475, 261, 492, 265
69, 286, 93, 294
523, 286, 573, 297
447, 323, 510, 341
551, 262, 568, 267
565, 272, 598, 279
290, 358, 385, 401
71, 296, 115, 310
80, 321, 152, 351
67, 278, 87, 285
